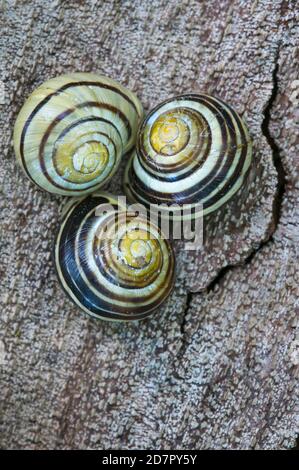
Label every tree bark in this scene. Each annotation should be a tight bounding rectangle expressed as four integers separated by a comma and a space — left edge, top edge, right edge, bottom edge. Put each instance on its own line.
0, 0, 298, 449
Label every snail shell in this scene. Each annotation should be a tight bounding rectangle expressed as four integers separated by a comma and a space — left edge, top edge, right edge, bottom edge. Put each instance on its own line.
14, 73, 143, 195
54, 192, 175, 321
124, 94, 252, 220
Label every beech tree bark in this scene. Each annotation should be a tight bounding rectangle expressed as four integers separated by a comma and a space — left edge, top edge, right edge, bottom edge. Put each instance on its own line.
0, 0, 298, 449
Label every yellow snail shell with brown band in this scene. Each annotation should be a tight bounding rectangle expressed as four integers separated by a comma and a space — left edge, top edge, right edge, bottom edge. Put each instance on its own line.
124, 93, 252, 220
13, 73, 143, 195
54, 192, 175, 321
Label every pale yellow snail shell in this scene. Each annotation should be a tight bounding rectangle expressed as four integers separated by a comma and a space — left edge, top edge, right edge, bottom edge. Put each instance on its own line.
124, 93, 252, 220
14, 73, 143, 195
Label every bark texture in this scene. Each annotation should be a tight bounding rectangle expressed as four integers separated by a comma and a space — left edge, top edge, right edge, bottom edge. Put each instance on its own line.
0, 0, 298, 449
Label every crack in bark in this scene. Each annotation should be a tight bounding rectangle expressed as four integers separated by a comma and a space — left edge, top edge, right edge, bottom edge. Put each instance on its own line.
180, 291, 192, 336
207, 264, 236, 293
261, 46, 285, 229
181, 45, 285, 330
205, 47, 284, 294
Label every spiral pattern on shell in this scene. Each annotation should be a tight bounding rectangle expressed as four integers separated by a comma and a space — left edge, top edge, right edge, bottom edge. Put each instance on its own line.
124, 94, 252, 220
14, 73, 143, 195
54, 193, 175, 321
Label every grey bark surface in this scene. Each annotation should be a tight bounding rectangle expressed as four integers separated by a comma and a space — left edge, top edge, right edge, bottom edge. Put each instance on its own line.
0, 0, 298, 449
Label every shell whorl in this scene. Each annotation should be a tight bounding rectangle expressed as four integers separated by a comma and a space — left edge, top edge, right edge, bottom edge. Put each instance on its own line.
54, 193, 175, 321
124, 94, 252, 220
14, 73, 143, 195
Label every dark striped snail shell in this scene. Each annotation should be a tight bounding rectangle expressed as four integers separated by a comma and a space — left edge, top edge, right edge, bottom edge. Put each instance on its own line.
124, 94, 252, 220
14, 73, 143, 195
54, 192, 175, 321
